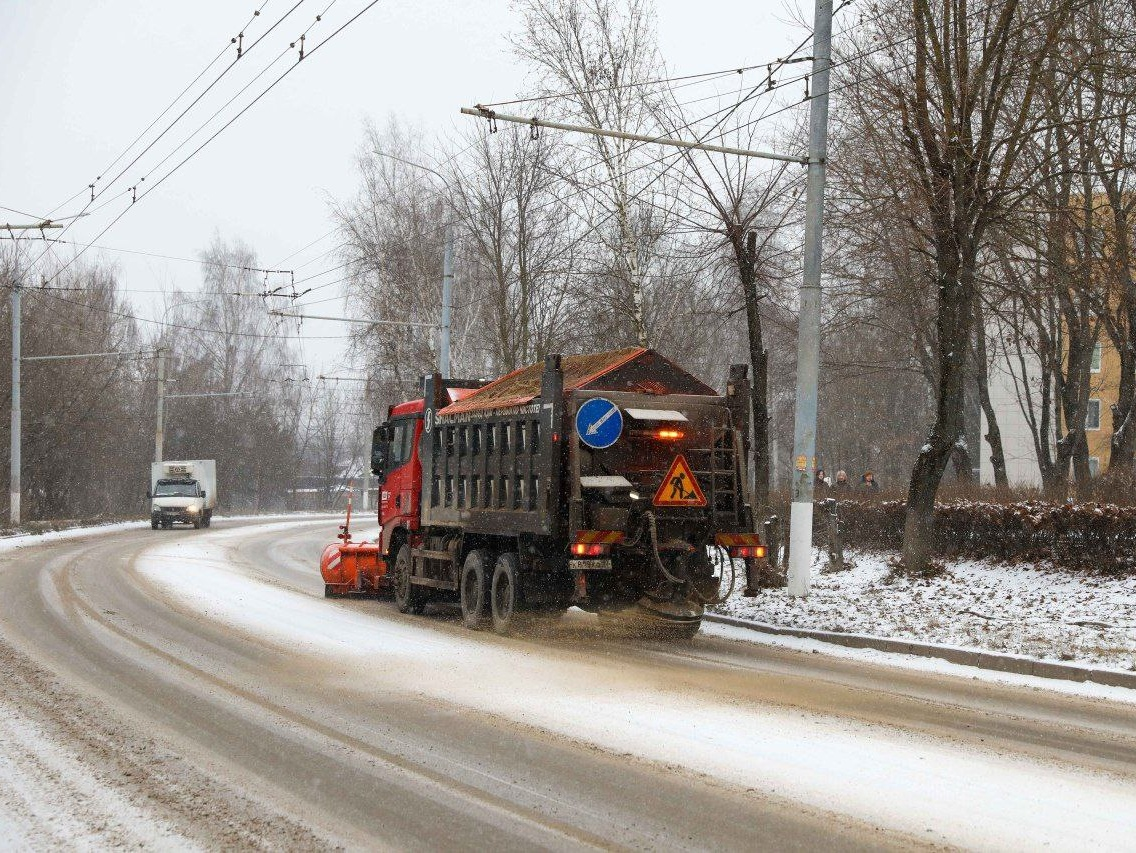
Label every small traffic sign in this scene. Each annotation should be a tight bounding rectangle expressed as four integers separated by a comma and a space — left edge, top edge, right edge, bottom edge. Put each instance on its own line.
653, 455, 707, 507
576, 397, 623, 450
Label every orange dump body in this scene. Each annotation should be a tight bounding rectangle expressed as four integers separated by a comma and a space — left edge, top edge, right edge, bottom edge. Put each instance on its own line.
320, 540, 386, 595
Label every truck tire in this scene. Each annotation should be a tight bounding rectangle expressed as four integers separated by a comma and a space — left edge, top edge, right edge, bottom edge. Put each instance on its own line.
150, 517, 160, 530
491, 552, 519, 636
203, 511, 212, 528
393, 546, 427, 615
460, 549, 493, 630
192, 516, 203, 529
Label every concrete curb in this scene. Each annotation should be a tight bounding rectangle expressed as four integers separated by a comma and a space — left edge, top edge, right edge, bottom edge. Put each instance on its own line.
703, 613, 1136, 689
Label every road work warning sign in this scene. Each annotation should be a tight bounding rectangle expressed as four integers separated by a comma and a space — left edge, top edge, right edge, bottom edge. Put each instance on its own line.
653, 455, 707, 507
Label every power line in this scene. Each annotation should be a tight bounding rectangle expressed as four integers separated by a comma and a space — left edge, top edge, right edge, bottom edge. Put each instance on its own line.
41, 0, 387, 288
0, 234, 291, 274
34, 2, 287, 262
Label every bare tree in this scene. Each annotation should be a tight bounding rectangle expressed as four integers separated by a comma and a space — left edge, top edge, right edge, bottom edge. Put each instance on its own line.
512, 0, 666, 346
843, 0, 1073, 571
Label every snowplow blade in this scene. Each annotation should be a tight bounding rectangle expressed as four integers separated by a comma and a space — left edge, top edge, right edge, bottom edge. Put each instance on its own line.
320, 541, 387, 597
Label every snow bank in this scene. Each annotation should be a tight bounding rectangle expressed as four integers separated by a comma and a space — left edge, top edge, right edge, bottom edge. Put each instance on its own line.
717, 550, 1136, 671
0, 513, 336, 558
138, 537, 1136, 851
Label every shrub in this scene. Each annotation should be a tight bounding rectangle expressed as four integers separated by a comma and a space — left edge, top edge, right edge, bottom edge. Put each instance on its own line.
825, 499, 1136, 572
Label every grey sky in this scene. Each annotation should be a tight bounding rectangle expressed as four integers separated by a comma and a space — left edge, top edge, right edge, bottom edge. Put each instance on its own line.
0, 1, 802, 374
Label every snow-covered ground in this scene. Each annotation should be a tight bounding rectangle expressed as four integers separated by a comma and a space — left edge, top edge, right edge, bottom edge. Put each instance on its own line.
137, 531, 1136, 850
0, 512, 335, 556
716, 549, 1136, 671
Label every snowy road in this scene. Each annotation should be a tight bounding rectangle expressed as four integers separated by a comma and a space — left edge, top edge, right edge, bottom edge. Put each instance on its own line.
2, 518, 1136, 850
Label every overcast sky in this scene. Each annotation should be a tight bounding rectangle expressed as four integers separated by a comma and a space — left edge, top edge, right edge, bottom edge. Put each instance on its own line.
0, 1, 803, 375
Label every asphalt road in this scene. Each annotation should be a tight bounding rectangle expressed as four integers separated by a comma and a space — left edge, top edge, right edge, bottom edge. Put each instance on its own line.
1, 516, 1135, 851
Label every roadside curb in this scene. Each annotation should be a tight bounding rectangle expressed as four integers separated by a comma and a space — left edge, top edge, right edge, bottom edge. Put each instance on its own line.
703, 613, 1136, 689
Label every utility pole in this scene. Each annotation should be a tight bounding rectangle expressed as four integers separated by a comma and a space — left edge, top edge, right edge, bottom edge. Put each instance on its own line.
786, 0, 834, 597
154, 349, 166, 464
6, 220, 63, 526
440, 224, 454, 379
9, 283, 20, 526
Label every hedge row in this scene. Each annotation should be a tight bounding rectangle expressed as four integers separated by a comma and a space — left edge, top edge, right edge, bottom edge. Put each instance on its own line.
825, 499, 1136, 571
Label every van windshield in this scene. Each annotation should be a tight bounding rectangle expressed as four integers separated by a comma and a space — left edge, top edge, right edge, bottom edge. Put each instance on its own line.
154, 481, 199, 497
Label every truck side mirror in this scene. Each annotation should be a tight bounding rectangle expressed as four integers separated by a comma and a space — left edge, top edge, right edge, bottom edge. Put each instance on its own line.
200, 490, 206, 499
371, 425, 389, 477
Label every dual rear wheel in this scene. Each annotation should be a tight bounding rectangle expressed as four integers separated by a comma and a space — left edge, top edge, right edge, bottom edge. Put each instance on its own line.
460, 549, 518, 635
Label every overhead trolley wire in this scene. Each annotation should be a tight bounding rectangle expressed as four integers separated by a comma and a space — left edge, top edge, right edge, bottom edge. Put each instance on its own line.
41, 0, 387, 288
32, 1, 287, 265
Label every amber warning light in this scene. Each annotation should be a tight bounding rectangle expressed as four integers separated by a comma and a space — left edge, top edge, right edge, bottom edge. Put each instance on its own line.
571, 542, 609, 557
729, 545, 767, 559
655, 428, 684, 440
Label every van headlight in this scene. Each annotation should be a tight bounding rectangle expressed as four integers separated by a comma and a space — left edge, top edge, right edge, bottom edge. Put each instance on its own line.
186, 506, 199, 514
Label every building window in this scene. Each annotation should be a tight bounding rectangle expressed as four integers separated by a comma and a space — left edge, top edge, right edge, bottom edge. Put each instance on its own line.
1089, 457, 1101, 478
1087, 399, 1102, 430
1091, 343, 1102, 373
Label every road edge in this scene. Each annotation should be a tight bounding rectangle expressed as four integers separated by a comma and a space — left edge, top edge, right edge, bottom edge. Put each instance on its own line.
703, 613, 1136, 689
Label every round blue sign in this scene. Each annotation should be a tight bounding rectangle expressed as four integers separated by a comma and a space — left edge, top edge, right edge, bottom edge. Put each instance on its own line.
576, 397, 623, 450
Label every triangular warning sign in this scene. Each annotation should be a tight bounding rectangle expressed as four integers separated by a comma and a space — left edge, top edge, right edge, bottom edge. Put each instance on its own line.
652, 455, 707, 507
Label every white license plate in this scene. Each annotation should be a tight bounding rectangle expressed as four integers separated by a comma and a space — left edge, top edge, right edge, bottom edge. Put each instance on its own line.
569, 559, 612, 571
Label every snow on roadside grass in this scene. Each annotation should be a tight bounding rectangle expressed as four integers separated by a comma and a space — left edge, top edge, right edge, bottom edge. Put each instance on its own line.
715, 549, 1136, 671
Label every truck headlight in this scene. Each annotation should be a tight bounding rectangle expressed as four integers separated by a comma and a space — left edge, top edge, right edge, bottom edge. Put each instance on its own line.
186, 506, 199, 513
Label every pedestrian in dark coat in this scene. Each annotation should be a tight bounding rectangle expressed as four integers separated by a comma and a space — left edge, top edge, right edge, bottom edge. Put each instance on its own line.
859, 470, 880, 495
833, 470, 852, 497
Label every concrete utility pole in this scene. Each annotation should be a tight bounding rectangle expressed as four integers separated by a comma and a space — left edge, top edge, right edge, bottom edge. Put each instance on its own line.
440, 224, 454, 379
9, 283, 20, 526
7, 220, 63, 526
786, 0, 834, 597
154, 349, 166, 464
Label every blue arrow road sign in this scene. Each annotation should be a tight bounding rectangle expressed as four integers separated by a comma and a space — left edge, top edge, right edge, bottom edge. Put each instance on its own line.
576, 397, 623, 450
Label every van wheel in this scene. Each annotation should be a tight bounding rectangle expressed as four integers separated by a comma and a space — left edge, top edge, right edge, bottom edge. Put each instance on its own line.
460, 549, 493, 630
491, 552, 519, 635
393, 546, 427, 614
150, 518, 160, 530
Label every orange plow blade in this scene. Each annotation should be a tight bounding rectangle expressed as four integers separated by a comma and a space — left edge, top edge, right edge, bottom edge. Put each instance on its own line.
320, 540, 386, 597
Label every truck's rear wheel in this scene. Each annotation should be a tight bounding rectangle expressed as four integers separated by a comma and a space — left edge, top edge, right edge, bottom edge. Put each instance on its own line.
460, 549, 493, 630
491, 552, 519, 635
394, 546, 427, 614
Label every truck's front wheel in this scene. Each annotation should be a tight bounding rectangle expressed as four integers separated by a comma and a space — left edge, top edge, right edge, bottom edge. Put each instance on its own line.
150, 517, 160, 530
491, 552, 519, 635
393, 546, 427, 615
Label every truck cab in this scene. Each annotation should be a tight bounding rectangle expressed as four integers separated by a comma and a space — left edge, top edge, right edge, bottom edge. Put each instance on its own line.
150, 478, 209, 528
371, 400, 426, 558
370, 385, 484, 562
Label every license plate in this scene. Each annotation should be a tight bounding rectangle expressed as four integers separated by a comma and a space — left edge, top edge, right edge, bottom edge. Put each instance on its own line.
569, 559, 612, 571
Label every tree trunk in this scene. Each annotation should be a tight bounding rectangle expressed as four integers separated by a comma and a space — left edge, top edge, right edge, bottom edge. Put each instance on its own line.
973, 302, 1009, 489
902, 257, 973, 574
741, 231, 770, 509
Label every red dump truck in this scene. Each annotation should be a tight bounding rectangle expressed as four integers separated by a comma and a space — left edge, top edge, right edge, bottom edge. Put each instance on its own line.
321, 347, 766, 637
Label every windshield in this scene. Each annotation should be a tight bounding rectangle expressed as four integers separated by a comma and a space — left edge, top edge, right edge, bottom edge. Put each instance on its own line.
154, 481, 199, 497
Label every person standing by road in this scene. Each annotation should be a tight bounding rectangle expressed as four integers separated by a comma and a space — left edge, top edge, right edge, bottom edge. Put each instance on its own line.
815, 468, 830, 498
833, 470, 851, 497
859, 470, 880, 495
